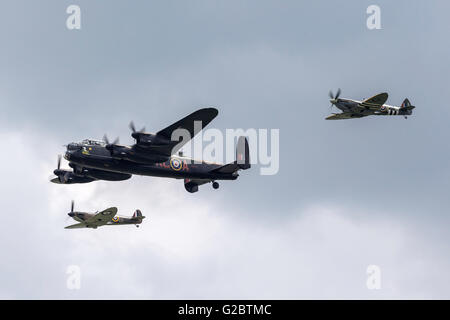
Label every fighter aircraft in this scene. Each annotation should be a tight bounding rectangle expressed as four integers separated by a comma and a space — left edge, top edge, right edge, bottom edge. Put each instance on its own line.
51, 107, 250, 193
326, 89, 415, 120
65, 200, 145, 229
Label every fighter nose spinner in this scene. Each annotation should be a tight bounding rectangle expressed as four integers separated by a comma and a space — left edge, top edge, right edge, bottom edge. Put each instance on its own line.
328, 88, 341, 107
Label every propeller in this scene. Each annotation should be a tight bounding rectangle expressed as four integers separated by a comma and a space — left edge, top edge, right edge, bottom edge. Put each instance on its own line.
62, 172, 70, 183
103, 134, 120, 153
57, 154, 61, 170
103, 134, 119, 146
67, 200, 75, 219
129, 121, 146, 142
329, 88, 341, 110
53, 155, 69, 183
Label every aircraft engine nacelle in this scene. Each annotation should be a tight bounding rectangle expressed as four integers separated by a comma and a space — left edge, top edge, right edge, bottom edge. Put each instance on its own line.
133, 132, 171, 146
105, 145, 127, 159
184, 180, 199, 193
51, 170, 95, 184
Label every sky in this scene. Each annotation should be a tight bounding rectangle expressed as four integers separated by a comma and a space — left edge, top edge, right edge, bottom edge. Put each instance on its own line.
1, 0, 450, 299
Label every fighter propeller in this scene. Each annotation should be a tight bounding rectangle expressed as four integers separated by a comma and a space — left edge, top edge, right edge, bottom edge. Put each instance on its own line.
329, 88, 341, 109
68, 200, 75, 217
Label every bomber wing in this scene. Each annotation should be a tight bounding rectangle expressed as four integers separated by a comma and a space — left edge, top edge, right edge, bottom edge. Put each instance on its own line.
157, 108, 218, 144
131, 108, 218, 160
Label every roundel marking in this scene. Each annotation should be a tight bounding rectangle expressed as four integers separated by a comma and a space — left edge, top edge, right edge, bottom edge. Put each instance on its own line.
112, 216, 119, 223
170, 158, 183, 171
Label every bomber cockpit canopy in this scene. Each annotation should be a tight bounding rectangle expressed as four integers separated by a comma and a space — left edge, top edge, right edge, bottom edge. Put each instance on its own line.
79, 139, 106, 146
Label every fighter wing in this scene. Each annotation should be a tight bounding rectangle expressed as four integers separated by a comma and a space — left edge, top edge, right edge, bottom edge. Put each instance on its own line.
85, 207, 118, 226
359, 93, 388, 110
65, 223, 88, 229
326, 113, 367, 120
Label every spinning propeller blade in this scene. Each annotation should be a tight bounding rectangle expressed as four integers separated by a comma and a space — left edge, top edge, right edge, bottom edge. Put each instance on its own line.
103, 135, 120, 152
329, 88, 342, 110
129, 121, 136, 133
54, 155, 70, 183
335, 88, 341, 99
129, 121, 146, 142
103, 135, 119, 145
129, 121, 145, 133
58, 171, 69, 183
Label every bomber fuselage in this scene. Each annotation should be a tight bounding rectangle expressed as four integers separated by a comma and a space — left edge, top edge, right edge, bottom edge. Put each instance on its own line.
64, 142, 238, 181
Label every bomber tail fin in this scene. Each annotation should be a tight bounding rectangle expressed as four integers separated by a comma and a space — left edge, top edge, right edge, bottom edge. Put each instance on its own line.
236, 136, 250, 170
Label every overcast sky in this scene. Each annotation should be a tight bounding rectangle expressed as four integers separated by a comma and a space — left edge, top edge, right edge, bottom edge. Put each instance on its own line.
1, 0, 450, 299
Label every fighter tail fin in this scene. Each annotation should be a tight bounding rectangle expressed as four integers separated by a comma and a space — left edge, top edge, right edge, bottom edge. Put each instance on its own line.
401, 98, 415, 110
132, 209, 144, 219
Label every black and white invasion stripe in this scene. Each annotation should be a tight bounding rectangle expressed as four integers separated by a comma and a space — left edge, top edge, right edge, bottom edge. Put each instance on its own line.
387, 109, 399, 115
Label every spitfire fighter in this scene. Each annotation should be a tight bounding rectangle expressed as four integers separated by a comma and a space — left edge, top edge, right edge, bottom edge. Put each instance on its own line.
51, 108, 250, 193
326, 89, 415, 120
65, 201, 145, 229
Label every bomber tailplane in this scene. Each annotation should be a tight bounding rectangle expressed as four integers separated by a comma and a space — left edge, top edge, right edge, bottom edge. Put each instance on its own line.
212, 136, 251, 174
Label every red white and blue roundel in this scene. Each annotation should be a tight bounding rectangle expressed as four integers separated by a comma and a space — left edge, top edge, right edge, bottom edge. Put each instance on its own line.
380, 105, 386, 111
170, 158, 183, 171
112, 216, 119, 223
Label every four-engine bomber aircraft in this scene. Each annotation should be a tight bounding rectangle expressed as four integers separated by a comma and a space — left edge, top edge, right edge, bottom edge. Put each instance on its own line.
326, 89, 415, 120
51, 108, 250, 193
65, 201, 145, 229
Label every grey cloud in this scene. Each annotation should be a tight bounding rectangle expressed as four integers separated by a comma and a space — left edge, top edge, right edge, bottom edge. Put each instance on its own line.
1, 0, 450, 298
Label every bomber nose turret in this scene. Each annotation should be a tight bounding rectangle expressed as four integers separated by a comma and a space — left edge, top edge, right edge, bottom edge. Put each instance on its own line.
67, 143, 80, 151
64, 149, 75, 161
